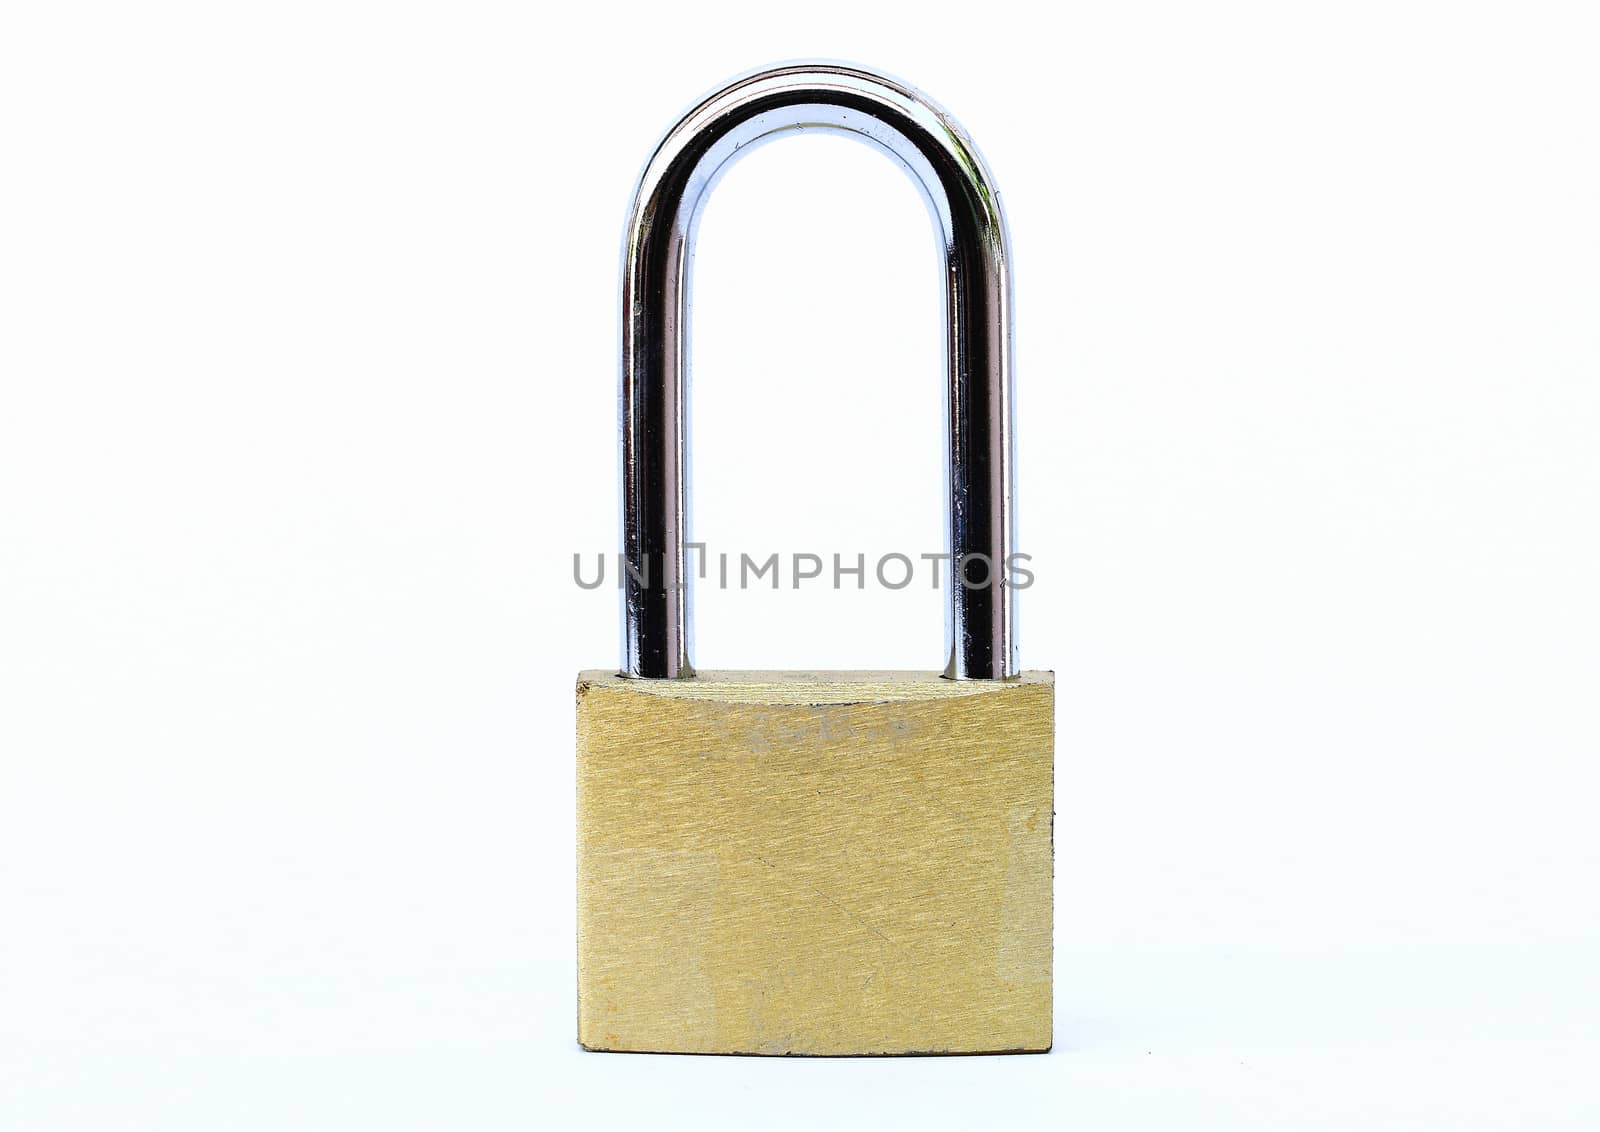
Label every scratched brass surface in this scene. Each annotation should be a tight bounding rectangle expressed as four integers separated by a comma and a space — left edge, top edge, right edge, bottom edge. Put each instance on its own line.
576, 670, 1054, 1056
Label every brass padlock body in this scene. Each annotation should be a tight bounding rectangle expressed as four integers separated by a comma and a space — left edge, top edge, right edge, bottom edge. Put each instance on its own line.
577, 671, 1053, 1056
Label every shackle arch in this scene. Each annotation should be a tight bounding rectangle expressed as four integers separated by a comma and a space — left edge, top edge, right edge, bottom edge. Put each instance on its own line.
621, 62, 1017, 680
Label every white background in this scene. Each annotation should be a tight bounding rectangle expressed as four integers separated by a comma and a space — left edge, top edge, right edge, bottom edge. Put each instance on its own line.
3, 1, 1597, 1128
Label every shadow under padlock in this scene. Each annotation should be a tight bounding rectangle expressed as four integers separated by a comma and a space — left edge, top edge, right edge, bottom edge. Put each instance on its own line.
576, 61, 1055, 1057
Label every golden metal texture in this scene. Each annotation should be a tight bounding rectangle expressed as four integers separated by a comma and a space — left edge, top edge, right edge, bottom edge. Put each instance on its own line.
576, 670, 1054, 1055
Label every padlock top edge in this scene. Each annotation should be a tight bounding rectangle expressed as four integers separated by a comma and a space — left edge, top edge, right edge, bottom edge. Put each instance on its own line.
576, 669, 1052, 706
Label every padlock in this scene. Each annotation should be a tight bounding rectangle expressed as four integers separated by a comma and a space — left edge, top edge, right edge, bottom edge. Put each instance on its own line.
576, 63, 1054, 1056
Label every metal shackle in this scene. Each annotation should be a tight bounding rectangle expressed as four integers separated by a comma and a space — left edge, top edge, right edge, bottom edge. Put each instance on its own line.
621, 62, 1018, 680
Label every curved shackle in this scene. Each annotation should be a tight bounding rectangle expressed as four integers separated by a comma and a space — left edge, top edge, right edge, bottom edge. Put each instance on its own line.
621, 62, 1018, 680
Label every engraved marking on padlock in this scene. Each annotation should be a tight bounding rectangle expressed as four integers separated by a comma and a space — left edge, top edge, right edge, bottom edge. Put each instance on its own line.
619, 62, 1019, 680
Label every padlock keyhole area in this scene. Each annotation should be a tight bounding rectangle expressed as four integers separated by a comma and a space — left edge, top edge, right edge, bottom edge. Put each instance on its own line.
688, 134, 947, 671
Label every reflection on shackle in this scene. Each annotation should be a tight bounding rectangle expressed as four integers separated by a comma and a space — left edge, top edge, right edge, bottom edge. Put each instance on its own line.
621, 62, 1018, 680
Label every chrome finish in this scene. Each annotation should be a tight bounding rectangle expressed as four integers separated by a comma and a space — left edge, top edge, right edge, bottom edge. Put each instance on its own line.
621, 62, 1018, 680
